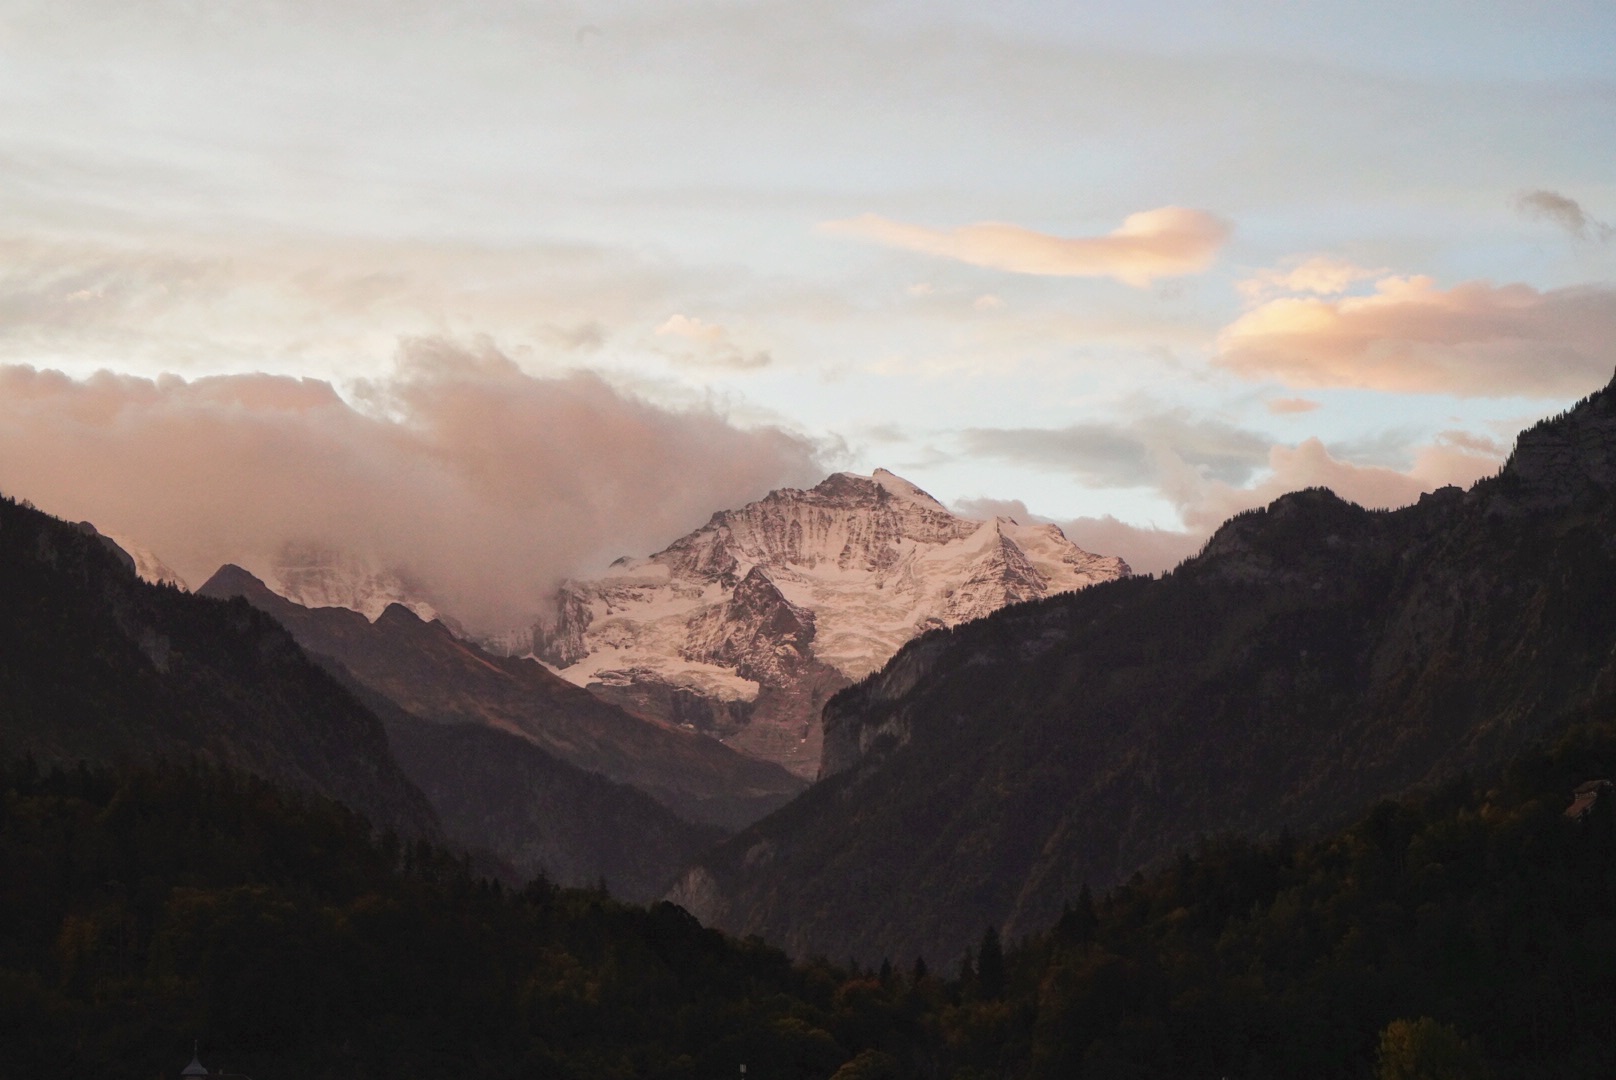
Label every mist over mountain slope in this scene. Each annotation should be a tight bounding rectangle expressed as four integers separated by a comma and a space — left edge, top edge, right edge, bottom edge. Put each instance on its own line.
672, 373, 1616, 965
519, 468, 1128, 776
198, 566, 804, 832
0, 496, 437, 838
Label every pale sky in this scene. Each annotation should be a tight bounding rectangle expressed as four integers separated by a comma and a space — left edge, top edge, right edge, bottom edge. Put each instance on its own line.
2, 1, 1614, 624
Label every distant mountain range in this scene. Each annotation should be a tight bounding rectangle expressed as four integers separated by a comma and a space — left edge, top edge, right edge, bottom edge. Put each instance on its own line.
513, 468, 1128, 776
672, 375, 1616, 965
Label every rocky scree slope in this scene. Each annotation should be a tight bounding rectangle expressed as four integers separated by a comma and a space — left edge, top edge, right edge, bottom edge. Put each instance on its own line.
199, 566, 804, 832
0, 496, 437, 838
671, 375, 1616, 966
521, 469, 1128, 777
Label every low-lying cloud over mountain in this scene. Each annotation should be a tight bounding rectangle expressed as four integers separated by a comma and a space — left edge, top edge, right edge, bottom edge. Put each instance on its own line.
0, 338, 824, 632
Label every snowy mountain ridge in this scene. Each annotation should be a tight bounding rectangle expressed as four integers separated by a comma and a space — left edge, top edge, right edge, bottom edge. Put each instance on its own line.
523, 469, 1129, 776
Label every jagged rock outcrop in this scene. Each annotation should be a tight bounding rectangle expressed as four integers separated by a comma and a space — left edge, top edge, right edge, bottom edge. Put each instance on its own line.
671, 373, 1616, 967
519, 469, 1128, 776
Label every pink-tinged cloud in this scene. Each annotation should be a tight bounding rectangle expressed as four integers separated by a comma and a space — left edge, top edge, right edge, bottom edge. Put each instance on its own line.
821, 207, 1230, 287
0, 341, 824, 632
1216, 275, 1616, 398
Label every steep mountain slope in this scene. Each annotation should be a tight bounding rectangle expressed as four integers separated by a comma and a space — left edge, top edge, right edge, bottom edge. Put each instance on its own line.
672, 375, 1616, 965
343, 678, 725, 901
0, 496, 436, 838
524, 469, 1128, 776
198, 566, 804, 830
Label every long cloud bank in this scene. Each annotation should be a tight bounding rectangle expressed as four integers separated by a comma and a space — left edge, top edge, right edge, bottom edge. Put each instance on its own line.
1217, 275, 1616, 398
0, 340, 824, 632
821, 207, 1230, 287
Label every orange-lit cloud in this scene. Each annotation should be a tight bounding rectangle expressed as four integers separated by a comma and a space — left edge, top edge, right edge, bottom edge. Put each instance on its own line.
820, 207, 1230, 287
1216, 275, 1616, 397
0, 341, 823, 632
1267, 397, 1320, 414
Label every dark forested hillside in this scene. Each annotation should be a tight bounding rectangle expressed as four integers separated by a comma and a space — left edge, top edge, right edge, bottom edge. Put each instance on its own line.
0, 496, 435, 837
0, 758, 916, 1080
921, 715, 1616, 1079
7, 717, 1616, 1078
675, 373, 1616, 967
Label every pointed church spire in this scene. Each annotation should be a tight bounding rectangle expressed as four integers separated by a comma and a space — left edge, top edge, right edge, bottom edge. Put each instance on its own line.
181, 1042, 209, 1078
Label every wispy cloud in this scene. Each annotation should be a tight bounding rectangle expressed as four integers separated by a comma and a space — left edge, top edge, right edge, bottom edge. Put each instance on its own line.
1236, 255, 1386, 302
963, 413, 1271, 489
1514, 189, 1613, 242
957, 413, 1505, 565
820, 207, 1230, 287
654, 313, 771, 370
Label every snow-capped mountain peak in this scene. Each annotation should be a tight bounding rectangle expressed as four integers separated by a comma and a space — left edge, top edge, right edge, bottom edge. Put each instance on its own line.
523, 470, 1129, 776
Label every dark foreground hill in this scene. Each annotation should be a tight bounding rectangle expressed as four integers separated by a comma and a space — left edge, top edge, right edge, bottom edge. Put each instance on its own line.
674, 373, 1616, 966
0, 495, 435, 837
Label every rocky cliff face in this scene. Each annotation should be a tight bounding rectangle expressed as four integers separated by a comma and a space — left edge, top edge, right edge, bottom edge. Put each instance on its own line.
521, 469, 1129, 777
671, 374, 1616, 967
